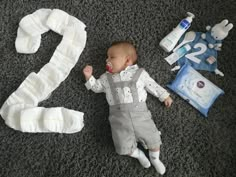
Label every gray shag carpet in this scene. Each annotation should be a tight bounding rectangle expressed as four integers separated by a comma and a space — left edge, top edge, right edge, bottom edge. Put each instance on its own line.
0, 0, 235, 177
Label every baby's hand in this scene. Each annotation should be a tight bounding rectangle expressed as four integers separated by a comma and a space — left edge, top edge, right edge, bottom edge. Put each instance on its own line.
164, 96, 173, 108
83, 65, 93, 81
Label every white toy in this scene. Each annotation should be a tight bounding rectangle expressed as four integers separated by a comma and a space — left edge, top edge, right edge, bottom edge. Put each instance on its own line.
201, 19, 233, 51
170, 19, 233, 77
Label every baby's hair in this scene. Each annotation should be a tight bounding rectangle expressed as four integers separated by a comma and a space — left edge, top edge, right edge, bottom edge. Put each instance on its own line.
111, 40, 135, 47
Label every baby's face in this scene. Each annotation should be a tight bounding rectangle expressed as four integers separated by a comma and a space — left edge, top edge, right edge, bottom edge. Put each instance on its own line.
106, 46, 128, 73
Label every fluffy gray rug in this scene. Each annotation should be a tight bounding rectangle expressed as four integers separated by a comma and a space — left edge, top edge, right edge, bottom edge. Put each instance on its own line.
0, 0, 235, 177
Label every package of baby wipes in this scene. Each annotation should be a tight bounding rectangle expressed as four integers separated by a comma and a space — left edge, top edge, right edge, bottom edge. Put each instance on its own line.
167, 64, 224, 117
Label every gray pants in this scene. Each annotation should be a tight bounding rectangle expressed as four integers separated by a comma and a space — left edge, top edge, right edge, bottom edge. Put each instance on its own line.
109, 102, 162, 155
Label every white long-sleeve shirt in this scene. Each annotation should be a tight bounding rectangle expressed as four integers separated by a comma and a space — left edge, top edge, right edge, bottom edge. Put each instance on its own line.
85, 65, 170, 105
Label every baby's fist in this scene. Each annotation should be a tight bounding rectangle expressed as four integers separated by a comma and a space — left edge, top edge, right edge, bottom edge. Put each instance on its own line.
83, 65, 93, 80
164, 96, 173, 108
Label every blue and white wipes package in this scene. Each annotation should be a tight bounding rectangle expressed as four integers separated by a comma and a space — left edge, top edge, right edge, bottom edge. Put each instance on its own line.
167, 64, 224, 117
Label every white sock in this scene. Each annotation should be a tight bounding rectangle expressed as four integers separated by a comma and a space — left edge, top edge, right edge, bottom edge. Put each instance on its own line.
149, 150, 166, 175
130, 148, 151, 168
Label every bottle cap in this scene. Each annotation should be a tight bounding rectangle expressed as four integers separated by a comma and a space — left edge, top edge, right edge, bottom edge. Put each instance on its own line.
186, 12, 195, 23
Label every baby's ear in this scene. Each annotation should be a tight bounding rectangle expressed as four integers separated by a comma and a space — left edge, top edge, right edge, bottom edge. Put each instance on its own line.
126, 56, 133, 66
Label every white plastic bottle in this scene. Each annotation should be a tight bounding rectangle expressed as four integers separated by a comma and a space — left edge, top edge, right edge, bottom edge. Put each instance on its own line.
159, 12, 195, 52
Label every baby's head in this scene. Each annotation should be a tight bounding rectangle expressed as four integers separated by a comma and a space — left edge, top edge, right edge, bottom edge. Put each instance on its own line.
106, 41, 137, 73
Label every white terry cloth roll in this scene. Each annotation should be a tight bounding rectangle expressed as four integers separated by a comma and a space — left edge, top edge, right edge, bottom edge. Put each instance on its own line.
20, 107, 84, 133
15, 28, 41, 54
15, 9, 52, 54
19, 9, 52, 36
46, 9, 70, 35
0, 9, 87, 133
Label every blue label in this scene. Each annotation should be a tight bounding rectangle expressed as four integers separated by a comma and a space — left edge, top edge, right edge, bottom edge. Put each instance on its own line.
179, 19, 190, 29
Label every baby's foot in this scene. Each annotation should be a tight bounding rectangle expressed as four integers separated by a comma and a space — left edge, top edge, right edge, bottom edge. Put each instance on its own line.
130, 148, 151, 168
149, 151, 166, 175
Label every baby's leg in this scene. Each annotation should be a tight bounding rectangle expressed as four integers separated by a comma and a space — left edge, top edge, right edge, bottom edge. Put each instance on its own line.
149, 148, 166, 175
129, 148, 151, 168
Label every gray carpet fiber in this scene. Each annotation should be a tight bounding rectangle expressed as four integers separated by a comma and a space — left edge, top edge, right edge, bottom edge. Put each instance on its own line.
0, 0, 235, 177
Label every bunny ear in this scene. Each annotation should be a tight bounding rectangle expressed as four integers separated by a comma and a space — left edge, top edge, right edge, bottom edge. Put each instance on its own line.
225, 23, 233, 31
220, 19, 229, 26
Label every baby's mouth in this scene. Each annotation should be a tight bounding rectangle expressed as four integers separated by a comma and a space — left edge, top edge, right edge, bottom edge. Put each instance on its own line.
106, 62, 113, 73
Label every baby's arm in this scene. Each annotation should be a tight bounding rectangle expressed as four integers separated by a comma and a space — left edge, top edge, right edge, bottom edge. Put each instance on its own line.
83, 65, 105, 93
142, 70, 173, 107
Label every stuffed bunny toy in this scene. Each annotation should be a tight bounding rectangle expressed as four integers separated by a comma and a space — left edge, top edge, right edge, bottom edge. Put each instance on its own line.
173, 19, 233, 76
201, 19, 233, 51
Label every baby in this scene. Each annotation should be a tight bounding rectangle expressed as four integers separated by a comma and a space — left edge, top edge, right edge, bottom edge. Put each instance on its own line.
83, 41, 173, 175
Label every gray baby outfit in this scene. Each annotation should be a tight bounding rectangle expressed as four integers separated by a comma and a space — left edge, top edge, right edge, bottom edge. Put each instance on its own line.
107, 68, 162, 155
